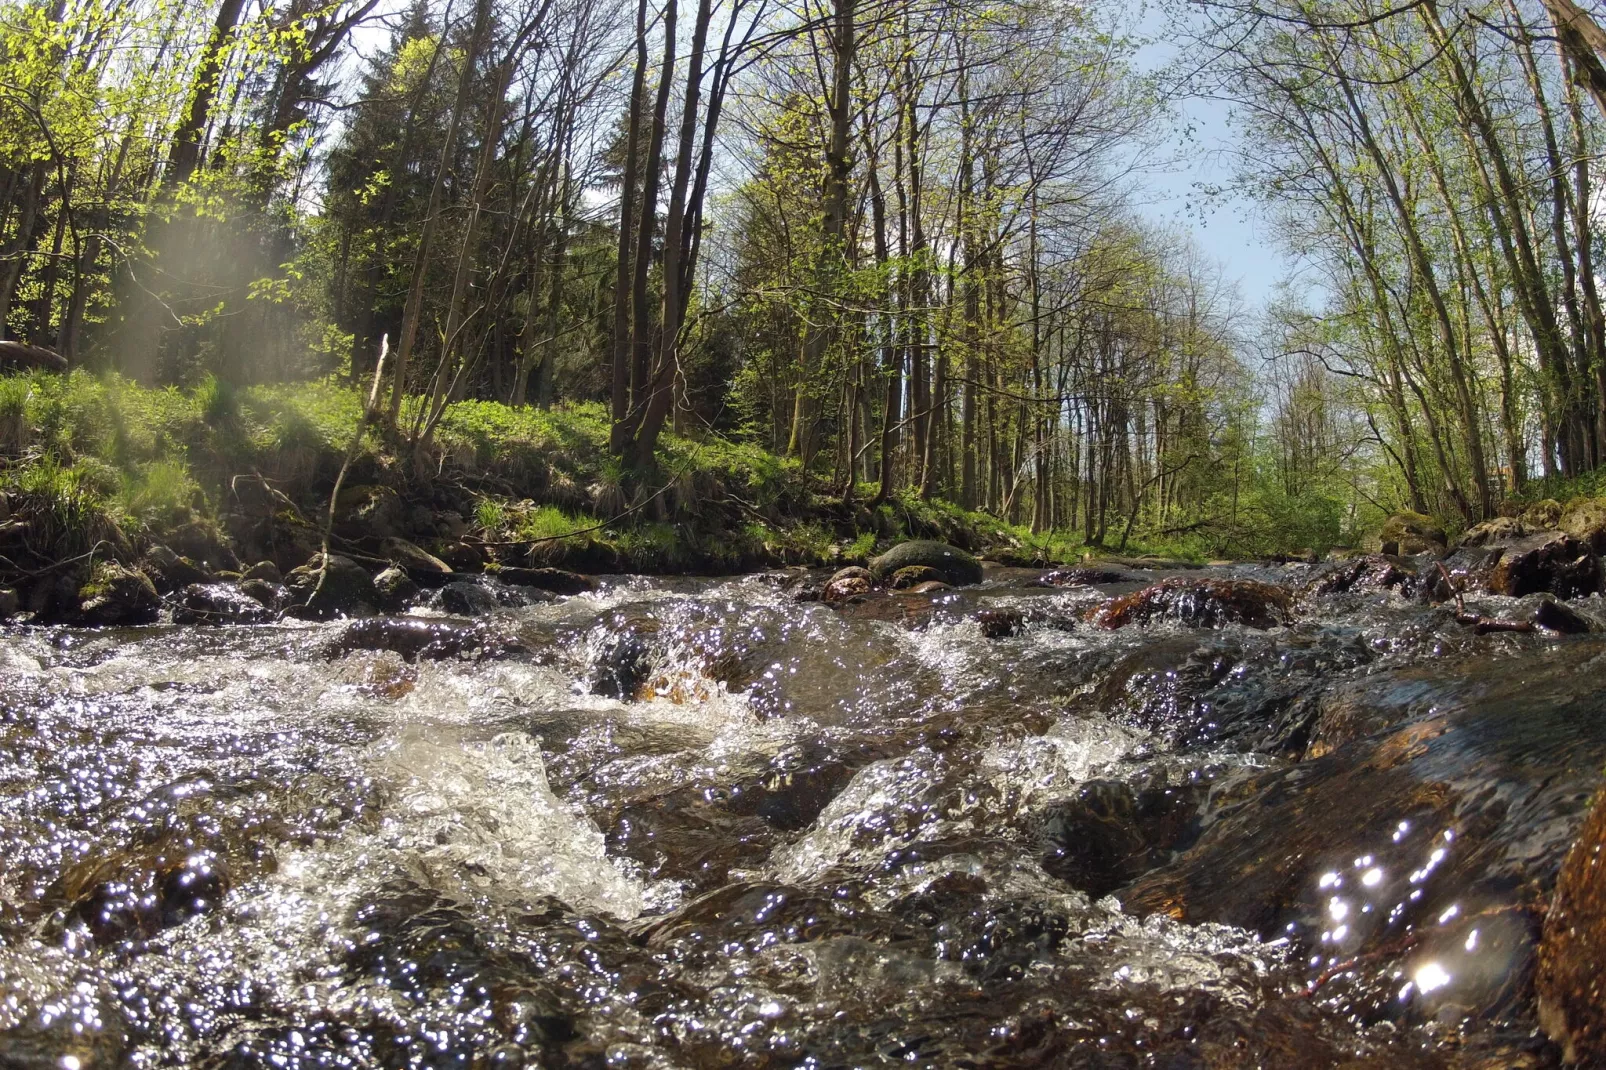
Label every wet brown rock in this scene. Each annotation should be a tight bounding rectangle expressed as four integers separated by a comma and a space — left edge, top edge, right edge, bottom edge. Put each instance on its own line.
1458, 516, 1525, 549
1091, 577, 1293, 630
1522, 498, 1564, 531
824, 567, 874, 603
906, 580, 952, 595
1379, 511, 1448, 556
1561, 497, 1606, 552
326, 618, 518, 662
1486, 532, 1601, 599
0, 586, 18, 619
1302, 554, 1414, 597
890, 565, 944, 589
1539, 788, 1606, 1065
975, 608, 1024, 638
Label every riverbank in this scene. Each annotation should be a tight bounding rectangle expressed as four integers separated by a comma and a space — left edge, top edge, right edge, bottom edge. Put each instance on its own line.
0, 370, 1123, 622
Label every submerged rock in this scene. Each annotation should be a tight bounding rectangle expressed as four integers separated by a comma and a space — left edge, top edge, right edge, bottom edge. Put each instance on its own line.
439, 581, 499, 617
1303, 554, 1413, 598
171, 583, 273, 625
869, 540, 983, 586
975, 607, 1023, 638
326, 617, 518, 662
1534, 597, 1594, 635
1035, 567, 1128, 588
1091, 577, 1292, 630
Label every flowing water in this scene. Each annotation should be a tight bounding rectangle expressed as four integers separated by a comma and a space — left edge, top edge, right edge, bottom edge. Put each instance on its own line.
0, 562, 1600, 1068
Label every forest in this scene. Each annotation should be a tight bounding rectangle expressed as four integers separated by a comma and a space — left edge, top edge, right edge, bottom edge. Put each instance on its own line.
5, 0, 1606, 558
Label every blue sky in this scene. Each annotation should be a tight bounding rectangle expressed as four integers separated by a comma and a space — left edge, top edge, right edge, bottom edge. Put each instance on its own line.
1131, 21, 1295, 309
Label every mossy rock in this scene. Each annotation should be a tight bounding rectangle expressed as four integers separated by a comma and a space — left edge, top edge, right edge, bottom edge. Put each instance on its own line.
869, 540, 983, 586
76, 562, 160, 626
1378, 511, 1447, 555
1521, 498, 1564, 531
1561, 497, 1606, 552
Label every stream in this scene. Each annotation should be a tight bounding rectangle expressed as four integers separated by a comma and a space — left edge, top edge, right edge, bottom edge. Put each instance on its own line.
0, 561, 1600, 1067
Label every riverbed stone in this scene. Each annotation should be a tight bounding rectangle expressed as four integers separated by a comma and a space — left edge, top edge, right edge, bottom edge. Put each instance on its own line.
438, 541, 485, 573
284, 553, 379, 619
1035, 567, 1129, 588
823, 568, 873, 603
76, 562, 161, 626
1091, 577, 1293, 630
1534, 597, 1594, 634
325, 618, 517, 662
172, 582, 274, 625
1486, 532, 1601, 599
241, 560, 281, 584
1378, 511, 1447, 556
1302, 554, 1413, 598
869, 540, 984, 586
975, 607, 1024, 638
239, 578, 289, 611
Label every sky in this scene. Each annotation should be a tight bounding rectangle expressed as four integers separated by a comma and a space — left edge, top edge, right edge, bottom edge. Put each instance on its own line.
1130, 20, 1296, 311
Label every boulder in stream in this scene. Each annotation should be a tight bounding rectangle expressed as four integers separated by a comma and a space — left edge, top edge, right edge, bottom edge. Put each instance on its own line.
1091, 577, 1293, 630
869, 540, 983, 586
332, 484, 404, 539
372, 566, 420, 612
889, 565, 945, 589
1522, 498, 1564, 531
495, 566, 594, 595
